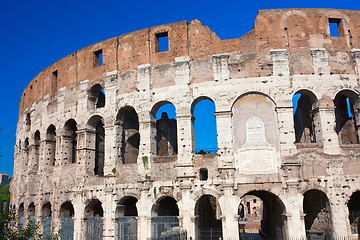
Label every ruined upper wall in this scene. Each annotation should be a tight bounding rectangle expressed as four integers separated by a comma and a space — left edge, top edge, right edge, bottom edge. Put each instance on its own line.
19, 8, 360, 116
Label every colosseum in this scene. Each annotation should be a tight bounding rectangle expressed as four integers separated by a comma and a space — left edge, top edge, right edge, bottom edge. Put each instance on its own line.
10, 8, 360, 240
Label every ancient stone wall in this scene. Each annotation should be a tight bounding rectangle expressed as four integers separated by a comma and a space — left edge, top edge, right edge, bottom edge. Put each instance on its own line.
11, 8, 360, 240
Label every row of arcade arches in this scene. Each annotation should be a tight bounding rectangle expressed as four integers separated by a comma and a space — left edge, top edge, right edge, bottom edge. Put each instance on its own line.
16, 189, 360, 239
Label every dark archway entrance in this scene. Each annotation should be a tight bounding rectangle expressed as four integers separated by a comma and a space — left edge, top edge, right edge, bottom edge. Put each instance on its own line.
84, 199, 103, 240
195, 194, 222, 240
115, 196, 138, 240
303, 190, 332, 238
151, 196, 179, 238
348, 191, 360, 235
238, 191, 286, 240
60, 201, 74, 240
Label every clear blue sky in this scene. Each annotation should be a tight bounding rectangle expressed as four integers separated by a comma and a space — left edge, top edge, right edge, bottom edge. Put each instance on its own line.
1, 0, 359, 177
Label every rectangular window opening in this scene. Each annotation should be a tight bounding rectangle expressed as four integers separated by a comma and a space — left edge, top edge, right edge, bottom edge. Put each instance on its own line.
329, 18, 341, 37
94, 49, 103, 67
51, 70, 58, 95
155, 32, 169, 52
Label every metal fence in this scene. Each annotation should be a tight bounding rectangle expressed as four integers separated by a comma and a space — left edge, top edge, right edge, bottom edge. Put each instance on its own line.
115, 216, 138, 240
29, 216, 35, 240
199, 228, 223, 240
349, 211, 360, 234
85, 217, 103, 240
61, 216, 74, 240
152, 216, 179, 239
43, 216, 52, 238
148, 229, 187, 240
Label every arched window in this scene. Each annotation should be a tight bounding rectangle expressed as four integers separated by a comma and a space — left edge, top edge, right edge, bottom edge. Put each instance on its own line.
60, 201, 74, 239
116, 107, 140, 164
88, 116, 105, 176
42, 202, 52, 236
33, 130, 41, 171
192, 98, 218, 154
293, 90, 320, 143
84, 199, 103, 239
89, 84, 105, 109
152, 102, 177, 157
46, 125, 56, 166
334, 90, 360, 144
151, 197, 179, 238
115, 197, 138, 239
26, 113, 31, 131
63, 119, 77, 164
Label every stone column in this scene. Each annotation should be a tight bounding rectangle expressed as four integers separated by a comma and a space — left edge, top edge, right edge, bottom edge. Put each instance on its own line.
271, 49, 290, 77
329, 191, 350, 237
318, 106, 340, 154
218, 183, 240, 239
215, 111, 234, 168
311, 48, 330, 76
276, 106, 297, 155
76, 129, 96, 175
103, 189, 114, 239
281, 163, 306, 238
352, 49, 360, 79
178, 181, 196, 239
212, 53, 230, 82
176, 114, 195, 178
73, 191, 84, 240
137, 184, 151, 240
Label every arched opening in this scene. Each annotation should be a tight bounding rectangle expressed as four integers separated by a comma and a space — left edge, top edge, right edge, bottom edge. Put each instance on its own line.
84, 199, 103, 240
63, 119, 78, 164
33, 130, 40, 171
46, 125, 56, 166
238, 191, 285, 240
26, 113, 31, 131
88, 115, 105, 176
348, 191, 360, 235
28, 202, 35, 222
303, 190, 332, 238
151, 196, 179, 238
115, 107, 140, 164
238, 195, 263, 239
18, 203, 24, 227
89, 84, 105, 109
60, 201, 74, 240
152, 102, 177, 158
115, 197, 138, 239
24, 138, 29, 172
334, 90, 360, 144
42, 202, 52, 236
195, 194, 222, 240
192, 98, 218, 154
293, 90, 320, 143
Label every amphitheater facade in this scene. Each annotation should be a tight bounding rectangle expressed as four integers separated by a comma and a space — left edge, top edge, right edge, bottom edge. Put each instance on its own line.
10, 8, 360, 240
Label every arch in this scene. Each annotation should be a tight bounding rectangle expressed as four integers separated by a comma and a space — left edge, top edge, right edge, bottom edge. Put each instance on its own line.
191, 97, 218, 154
151, 101, 178, 158
238, 195, 263, 238
28, 202, 35, 222
85, 199, 104, 218
195, 194, 223, 239
42, 202, 52, 236
25, 112, 31, 131
334, 89, 360, 144
232, 92, 279, 149
303, 189, 332, 237
115, 196, 138, 239
32, 130, 40, 171
46, 125, 56, 166
88, 84, 105, 109
151, 196, 179, 238
239, 190, 286, 239
60, 201, 74, 217
60, 201, 74, 239
18, 203, 24, 226
116, 196, 138, 218
231, 91, 277, 110
84, 199, 104, 239
293, 90, 321, 143
88, 115, 105, 176
63, 119, 78, 164
115, 106, 140, 164
347, 191, 360, 235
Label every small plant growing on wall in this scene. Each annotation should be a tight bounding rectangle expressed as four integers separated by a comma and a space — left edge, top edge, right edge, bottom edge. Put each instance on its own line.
112, 167, 116, 174
142, 156, 149, 169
